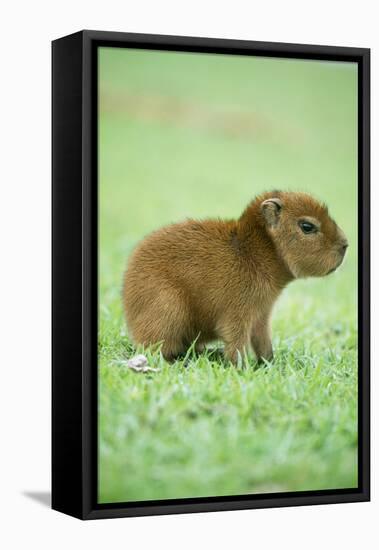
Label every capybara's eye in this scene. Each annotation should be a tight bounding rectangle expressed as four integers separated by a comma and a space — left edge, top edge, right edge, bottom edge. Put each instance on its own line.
299, 220, 317, 234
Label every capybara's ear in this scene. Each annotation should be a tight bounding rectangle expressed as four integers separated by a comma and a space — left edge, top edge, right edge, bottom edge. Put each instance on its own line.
261, 198, 282, 227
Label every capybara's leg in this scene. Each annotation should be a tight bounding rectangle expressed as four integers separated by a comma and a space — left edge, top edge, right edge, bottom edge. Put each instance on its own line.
250, 315, 273, 363
217, 319, 250, 365
161, 337, 187, 362
128, 285, 191, 362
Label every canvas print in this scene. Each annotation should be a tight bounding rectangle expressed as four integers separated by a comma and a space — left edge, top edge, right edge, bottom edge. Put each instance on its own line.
98, 47, 358, 504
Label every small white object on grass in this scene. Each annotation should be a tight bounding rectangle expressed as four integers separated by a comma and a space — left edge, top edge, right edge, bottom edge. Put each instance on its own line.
120, 354, 160, 373
127, 354, 148, 368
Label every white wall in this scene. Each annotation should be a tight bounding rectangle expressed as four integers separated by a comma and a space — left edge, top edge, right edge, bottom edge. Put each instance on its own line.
0, 1, 376, 548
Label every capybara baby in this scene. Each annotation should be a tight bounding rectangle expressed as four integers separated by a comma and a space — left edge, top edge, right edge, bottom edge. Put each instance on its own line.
123, 190, 348, 364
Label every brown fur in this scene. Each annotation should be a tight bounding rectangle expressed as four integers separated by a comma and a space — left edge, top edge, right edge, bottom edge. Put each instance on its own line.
123, 191, 348, 364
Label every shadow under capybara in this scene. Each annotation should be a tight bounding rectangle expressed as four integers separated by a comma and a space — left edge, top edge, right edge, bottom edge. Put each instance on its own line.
123, 190, 348, 364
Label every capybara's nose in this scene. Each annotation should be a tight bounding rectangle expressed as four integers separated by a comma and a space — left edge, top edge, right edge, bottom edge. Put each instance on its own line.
341, 241, 348, 255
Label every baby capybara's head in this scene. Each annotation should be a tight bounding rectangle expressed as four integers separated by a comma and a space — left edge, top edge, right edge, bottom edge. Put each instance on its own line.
260, 191, 348, 278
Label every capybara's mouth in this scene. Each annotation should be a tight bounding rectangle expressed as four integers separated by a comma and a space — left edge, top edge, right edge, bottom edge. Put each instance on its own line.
327, 255, 344, 275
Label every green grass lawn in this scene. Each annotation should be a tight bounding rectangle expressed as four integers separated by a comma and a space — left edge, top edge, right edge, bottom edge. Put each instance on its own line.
98, 48, 358, 503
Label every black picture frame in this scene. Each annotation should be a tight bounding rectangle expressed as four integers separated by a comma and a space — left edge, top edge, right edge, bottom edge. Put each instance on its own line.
52, 30, 370, 520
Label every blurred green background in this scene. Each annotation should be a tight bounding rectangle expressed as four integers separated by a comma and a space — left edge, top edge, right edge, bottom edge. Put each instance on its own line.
98, 47, 358, 504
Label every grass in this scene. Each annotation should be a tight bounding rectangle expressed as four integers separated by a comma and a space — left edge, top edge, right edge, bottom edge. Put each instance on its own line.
98, 48, 358, 503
